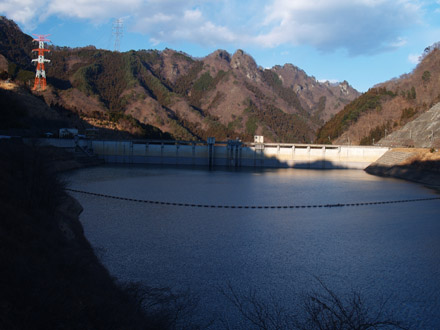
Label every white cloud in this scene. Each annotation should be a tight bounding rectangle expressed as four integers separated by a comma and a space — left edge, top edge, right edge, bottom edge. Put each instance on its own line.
0, 0, 42, 28
184, 9, 202, 21
254, 0, 422, 55
0, 0, 239, 46
132, 3, 239, 46
0, 0, 143, 26
45, 1, 142, 23
408, 53, 421, 64
0, 0, 427, 55
389, 37, 407, 48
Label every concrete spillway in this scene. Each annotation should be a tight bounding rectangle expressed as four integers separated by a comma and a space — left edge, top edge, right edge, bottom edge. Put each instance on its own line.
33, 138, 389, 169
89, 140, 389, 170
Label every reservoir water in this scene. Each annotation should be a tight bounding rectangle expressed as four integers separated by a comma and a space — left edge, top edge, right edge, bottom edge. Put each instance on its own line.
66, 165, 440, 329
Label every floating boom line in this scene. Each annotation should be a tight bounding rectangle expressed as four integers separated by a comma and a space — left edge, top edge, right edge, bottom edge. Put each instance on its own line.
66, 188, 440, 210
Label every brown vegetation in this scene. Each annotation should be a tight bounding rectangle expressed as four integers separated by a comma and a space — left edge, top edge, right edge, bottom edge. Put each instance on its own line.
317, 46, 440, 146
398, 148, 440, 171
0, 16, 359, 142
221, 279, 408, 330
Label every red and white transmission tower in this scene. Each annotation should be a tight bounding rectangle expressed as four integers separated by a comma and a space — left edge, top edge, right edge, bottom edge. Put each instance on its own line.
32, 34, 51, 91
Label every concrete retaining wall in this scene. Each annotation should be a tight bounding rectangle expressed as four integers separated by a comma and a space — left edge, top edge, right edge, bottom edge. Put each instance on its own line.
33, 138, 389, 169
90, 140, 389, 169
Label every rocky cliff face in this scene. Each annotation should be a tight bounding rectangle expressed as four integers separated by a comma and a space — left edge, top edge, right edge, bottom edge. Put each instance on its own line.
272, 64, 357, 122
0, 16, 360, 142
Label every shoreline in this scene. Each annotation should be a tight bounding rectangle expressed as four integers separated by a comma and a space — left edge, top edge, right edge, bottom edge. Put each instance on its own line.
365, 165, 440, 193
364, 148, 440, 194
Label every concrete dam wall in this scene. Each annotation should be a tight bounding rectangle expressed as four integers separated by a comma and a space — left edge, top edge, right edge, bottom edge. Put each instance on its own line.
88, 140, 389, 170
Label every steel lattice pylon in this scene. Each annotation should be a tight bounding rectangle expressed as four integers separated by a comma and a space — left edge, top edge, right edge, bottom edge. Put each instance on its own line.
112, 19, 123, 52
32, 34, 51, 91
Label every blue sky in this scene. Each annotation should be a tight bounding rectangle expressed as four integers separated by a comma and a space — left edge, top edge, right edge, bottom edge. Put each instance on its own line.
1, 0, 439, 92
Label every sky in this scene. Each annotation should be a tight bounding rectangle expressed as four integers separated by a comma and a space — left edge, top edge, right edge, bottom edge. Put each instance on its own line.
1, 0, 440, 92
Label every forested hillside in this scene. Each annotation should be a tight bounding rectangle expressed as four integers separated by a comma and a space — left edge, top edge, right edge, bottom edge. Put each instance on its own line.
0, 16, 359, 142
316, 44, 440, 146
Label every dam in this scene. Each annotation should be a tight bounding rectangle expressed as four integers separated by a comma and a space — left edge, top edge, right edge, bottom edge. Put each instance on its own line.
37, 138, 389, 169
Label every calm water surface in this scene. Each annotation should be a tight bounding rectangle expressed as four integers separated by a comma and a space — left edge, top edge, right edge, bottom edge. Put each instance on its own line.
66, 165, 440, 329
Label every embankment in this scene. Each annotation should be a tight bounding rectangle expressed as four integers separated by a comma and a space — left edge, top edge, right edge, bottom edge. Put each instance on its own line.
365, 148, 440, 191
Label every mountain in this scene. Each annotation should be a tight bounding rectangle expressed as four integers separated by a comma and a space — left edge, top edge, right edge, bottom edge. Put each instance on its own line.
0, 16, 360, 142
0, 83, 170, 139
316, 43, 440, 147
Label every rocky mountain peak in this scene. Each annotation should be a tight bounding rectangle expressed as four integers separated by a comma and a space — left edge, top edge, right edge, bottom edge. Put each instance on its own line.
203, 49, 232, 72
208, 49, 231, 62
230, 49, 260, 81
282, 63, 303, 73
339, 81, 350, 95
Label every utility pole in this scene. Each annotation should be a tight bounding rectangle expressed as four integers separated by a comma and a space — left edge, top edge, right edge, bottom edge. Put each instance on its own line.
31, 34, 50, 91
112, 18, 123, 52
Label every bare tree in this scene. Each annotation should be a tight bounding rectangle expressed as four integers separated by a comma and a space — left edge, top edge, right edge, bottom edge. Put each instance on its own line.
219, 282, 297, 330
123, 282, 213, 330
299, 277, 408, 330
220, 278, 409, 330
